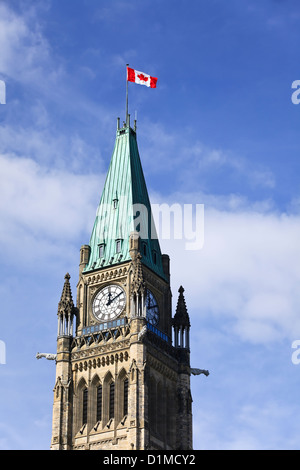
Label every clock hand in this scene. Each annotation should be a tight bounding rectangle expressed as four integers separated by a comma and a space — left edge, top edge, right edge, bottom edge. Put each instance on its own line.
107, 291, 122, 306
110, 292, 122, 303
106, 292, 112, 306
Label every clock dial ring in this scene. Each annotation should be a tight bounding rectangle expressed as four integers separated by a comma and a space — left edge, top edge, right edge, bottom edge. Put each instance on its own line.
92, 284, 126, 322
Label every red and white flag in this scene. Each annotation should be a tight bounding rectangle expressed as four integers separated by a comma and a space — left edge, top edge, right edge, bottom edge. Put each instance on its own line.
127, 67, 157, 88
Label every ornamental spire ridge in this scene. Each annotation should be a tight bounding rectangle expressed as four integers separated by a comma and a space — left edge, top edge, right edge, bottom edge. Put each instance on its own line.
173, 286, 190, 328
58, 273, 74, 311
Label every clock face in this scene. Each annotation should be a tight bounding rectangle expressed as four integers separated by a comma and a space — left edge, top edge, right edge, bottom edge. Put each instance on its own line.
92, 284, 126, 322
146, 289, 159, 326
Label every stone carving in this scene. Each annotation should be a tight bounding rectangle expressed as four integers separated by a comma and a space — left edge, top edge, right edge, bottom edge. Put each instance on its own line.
190, 368, 209, 376
36, 352, 57, 361
138, 325, 147, 341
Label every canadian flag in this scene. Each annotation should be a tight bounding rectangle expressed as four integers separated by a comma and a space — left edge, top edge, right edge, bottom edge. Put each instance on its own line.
127, 67, 157, 88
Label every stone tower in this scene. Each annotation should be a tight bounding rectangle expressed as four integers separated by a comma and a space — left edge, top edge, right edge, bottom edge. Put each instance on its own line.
50, 116, 194, 450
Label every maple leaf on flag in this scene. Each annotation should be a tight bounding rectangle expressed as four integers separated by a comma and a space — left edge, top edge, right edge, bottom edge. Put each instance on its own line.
137, 73, 149, 82
127, 67, 157, 88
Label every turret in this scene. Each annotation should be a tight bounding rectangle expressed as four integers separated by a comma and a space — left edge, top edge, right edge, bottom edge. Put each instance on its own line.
51, 273, 76, 450
57, 273, 77, 337
172, 286, 191, 350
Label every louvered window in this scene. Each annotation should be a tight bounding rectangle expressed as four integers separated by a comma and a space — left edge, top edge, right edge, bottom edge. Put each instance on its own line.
116, 239, 122, 254
99, 244, 105, 258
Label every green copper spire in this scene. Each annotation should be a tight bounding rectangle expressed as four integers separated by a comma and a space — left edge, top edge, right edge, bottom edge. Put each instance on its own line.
84, 117, 166, 280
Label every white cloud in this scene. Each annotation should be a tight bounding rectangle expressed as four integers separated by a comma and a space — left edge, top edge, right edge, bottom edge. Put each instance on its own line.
141, 121, 275, 191
0, 0, 296, 348
1, 141, 298, 346
0, 1, 110, 129
0, 3, 55, 84
156, 197, 300, 345
0, 153, 102, 267
0, 123, 103, 171
193, 387, 300, 450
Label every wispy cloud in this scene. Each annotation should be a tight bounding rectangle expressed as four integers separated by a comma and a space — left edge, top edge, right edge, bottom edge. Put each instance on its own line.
0, 153, 102, 269
0, 2, 56, 85
140, 121, 276, 195
193, 368, 300, 450
154, 192, 300, 345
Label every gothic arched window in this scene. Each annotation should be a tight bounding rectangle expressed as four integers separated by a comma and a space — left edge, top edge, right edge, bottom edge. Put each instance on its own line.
123, 378, 128, 417
97, 384, 102, 422
82, 388, 88, 425
109, 382, 115, 419
143, 242, 147, 256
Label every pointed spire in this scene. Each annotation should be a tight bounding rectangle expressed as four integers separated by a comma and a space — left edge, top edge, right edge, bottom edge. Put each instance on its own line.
83, 119, 166, 280
173, 286, 190, 328
57, 273, 76, 337
58, 273, 74, 313
131, 253, 145, 296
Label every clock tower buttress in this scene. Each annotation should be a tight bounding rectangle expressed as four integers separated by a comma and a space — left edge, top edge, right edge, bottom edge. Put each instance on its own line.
50, 116, 194, 450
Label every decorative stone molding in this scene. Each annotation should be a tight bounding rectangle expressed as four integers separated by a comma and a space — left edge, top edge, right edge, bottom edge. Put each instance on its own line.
73, 350, 129, 372
86, 267, 128, 285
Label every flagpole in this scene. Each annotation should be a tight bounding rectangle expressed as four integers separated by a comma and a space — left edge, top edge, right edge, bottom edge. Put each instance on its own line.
126, 64, 129, 125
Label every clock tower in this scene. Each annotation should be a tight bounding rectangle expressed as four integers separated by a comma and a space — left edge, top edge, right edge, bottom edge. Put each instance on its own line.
50, 115, 194, 450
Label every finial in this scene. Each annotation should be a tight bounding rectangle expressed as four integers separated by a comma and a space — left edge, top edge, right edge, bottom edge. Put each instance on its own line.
173, 285, 190, 328
65, 273, 71, 280
126, 63, 129, 122
134, 110, 137, 132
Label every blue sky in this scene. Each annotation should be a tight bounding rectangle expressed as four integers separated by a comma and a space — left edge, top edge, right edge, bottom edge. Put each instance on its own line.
0, 0, 300, 450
